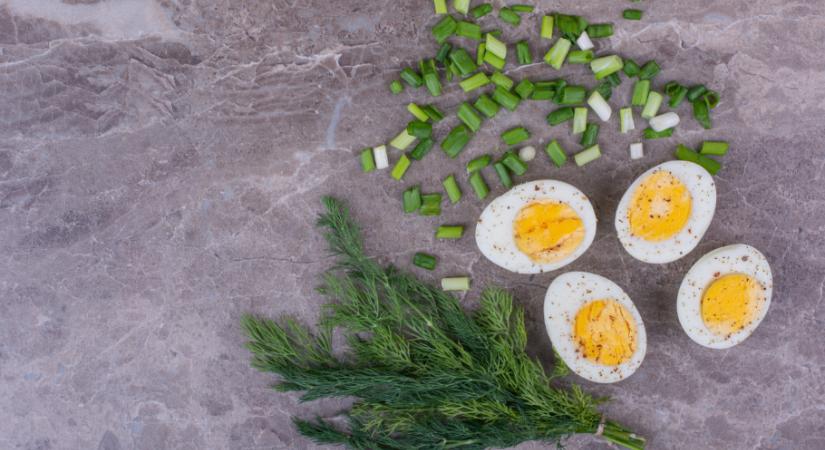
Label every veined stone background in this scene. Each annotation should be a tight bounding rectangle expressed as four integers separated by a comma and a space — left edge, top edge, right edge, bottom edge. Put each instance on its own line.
1, 1, 824, 449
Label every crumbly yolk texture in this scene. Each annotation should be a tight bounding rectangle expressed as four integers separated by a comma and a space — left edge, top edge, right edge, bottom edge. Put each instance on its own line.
573, 299, 637, 366
513, 201, 585, 264
701, 273, 765, 336
627, 171, 692, 241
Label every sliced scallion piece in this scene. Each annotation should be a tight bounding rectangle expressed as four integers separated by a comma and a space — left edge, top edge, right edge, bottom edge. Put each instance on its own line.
372, 145, 389, 169
595, 82, 613, 101
501, 151, 528, 175
485, 33, 507, 59
435, 42, 452, 64
686, 85, 708, 102
436, 225, 464, 239
623, 9, 643, 20
391, 153, 412, 180
442, 174, 462, 203
493, 162, 513, 187
448, 48, 478, 76
390, 129, 416, 150
697, 154, 722, 175
433, 0, 447, 15
573, 107, 588, 134
631, 80, 650, 106
453, 0, 470, 15
586, 23, 614, 38
619, 107, 635, 133
568, 50, 594, 64
629, 142, 644, 160
541, 15, 554, 39
466, 154, 491, 173
514, 79, 535, 99
700, 141, 729, 156
403, 185, 422, 213
650, 112, 680, 132
703, 90, 721, 109
531, 83, 555, 100
547, 106, 575, 126
511, 4, 534, 13
638, 60, 660, 80
499, 7, 521, 26
641, 91, 663, 119
421, 59, 441, 97
419, 193, 442, 216
400, 68, 423, 87
576, 31, 594, 51
407, 120, 432, 138
492, 86, 521, 111
590, 55, 624, 80
665, 82, 688, 108
474, 94, 500, 118
432, 15, 458, 43
459, 72, 491, 92
643, 127, 674, 139
483, 51, 505, 70
468, 171, 489, 199
422, 104, 444, 121
544, 38, 572, 70
587, 90, 612, 121
360, 147, 375, 172
580, 123, 600, 147
441, 124, 472, 158
555, 14, 585, 40
623, 59, 640, 77
516, 40, 532, 65
501, 126, 530, 146
545, 139, 567, 167
390, 80, 404, 94
408, 103, 429, 122
413, 252, 437, 270
675, 144, 700, 163
693, 99, 712, 129
470, 3, 493, 18
558, 85, 587, 104
441, 276, 470, 291
410, 138, 434, 160
456, 21, 482, 40
490, 71, 514, 90
574, 145, 601, 166
476, 42, 486, 66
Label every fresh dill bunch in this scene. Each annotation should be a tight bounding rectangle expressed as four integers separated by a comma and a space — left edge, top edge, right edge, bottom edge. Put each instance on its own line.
241, 196, 645, 450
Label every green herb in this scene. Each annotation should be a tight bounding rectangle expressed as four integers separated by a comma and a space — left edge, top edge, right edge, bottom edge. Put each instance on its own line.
502, 126, 530, 146
516, 40, 532, 65
557, 85, 586, 104
476, 42, 485, 65
433, 0, 447, 15
700, 141, 729, 156
436, 225, 465, 239
619, 108, 635, 133
664, 82, 688, 108
442, 174, 463, 204
467, 154, 492, 173
441, 124, 472, 158
703, 90, 720, 109
421, 59, 442, 96
623, 59, 640, 77
568, 50, 594, 64
460, 72, 491, 92
474, 94, 501, 118
458, 102, 484, 132
468, 171, 490, 199
693, 99, 712, 129
423, 104, 445, 121
413, 252, 437, 270
441, 276, 470, 291
544, 38, 572, 70
491, 71, 514, 90
470, 3, 493, 18
390, 129, 416, 150
449, 48, 478, 76
541, 15, 554, 39
641, 92, 663, 119
638, 60, 660, 80
631, 80, 650, 106
686, 85, 708, 102
483, 51, 506, 69
408, 103, 429, 121
403, 185, 422, 213
514, 79, 535, 99
586, 23, 614, 38
453, 0, 470, 15
390, 80, 404, 94
420, 193, 442, 215
391, 154, 412, 180
501, 151, 528, 175
590, 55, 623, 80
360, 148, 375, 173
545, 139, 567, 167
574, 145, 601, 166
485, 33, 507, 59
492, 86, 521, 111
432, 15, 458, 43
493, 161, 513, 187
410, 138, 434, 160
547, 106, 575, 126
606, 72, 622, 87
643, 127, 674, 139
511, 4, 534, 13
573, 107, 588, 135
407, 120, 432, 138
435, 42, 452, 64
400, 67, 423, 87
499, 7, 521, 26
456, 21, 482, 40
623, 9, 643, 20
580, 123, 600, 147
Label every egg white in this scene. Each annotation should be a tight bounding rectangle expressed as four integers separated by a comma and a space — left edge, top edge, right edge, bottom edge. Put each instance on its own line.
544, 271, 647, 383
615, 161, 716, 264
475, 180, 597, 274
677, 244, 773, 349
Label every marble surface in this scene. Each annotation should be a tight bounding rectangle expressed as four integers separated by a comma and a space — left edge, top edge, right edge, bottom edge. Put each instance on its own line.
2, 1, 824, 449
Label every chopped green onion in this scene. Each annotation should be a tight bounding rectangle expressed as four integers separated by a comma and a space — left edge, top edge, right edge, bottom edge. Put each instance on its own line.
531, 82, 556, 100
586, 23, 614, 38
420, 193, 442, 216
568, 50, 594, 64
686, 85, 708, 102
623, 9, 643, 20
545, 139, 567, 167
492, 86, 521, 111
619, 107, 635, 133
697, 154, 721, 175
631, 80, 650, 106
493, 162, 513, 187
400, 68, 423, 87
413, 252, 437, 270
433, 0, 447, 15
360, 148, 375, 172
422, 104, 445, 121
501, 126, 530, 146
453, 0, 470, 14
501, 151, 528, 175
650, 112, 680, 132
466, 154, 491, 173
511, 4, 534, 13
555, 14, 585, 39
485, 33, 507, 59
442, 174, 462, 203
456, 21, 482, 40
499, 7, 521, 26
403, 185, 422, 213
590, 55, 624, 80
441, 276, 470, 291
514, 79, 535, 99
483, 51, 505, 69
490, 71, 514, 90
391, 153, 412, 180
390, 129, 416, 150
641, 91, 663, 119
587, 90, 612, 121
390, 80, 404, 94
441, 124, 472, 158
407, 103, 429, 121
470, 3, 493, 18
476, 41, 486, 65
436, 225, 464, 239
643, 127, 674, 139
623, 59, 640, 77
693, 99, 712, 129
435, 42, 452, 64
700, 141, 729, 156
421, 59, 442, 97
516, 40, 532, 65
665, 82, 688, 108
558, 85, 587, 104
547, 106, 575, 126
432, 15, 458, 43
576, 31, 594, 51
674, 144, 700, 163
410, 138, 434, 160
573, 107, 588, 134
459, 72, 491, 92
580, 123, 600, 147
638, 60, 660, 80
474, 94, 500, 118
541, 15, 554, 39
574, 145, 601, 166
629, 142, 644, 160
446, 62, 456, 81
468, 171, 490, 199
407, 120, 432, 138
448, 48, 478, 76
544, 38, 572, 70
373, 145, 389, 169
605, 72, 622, 87
703, 90, 721, 109
595, 82, 613, 101
487, 29, 503, 37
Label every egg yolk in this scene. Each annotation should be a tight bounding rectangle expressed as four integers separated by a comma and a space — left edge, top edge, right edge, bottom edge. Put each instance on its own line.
573, 299, 637, 366
513, 201, 585, 264
701, 273, 766, 337
627, 171, 692, 241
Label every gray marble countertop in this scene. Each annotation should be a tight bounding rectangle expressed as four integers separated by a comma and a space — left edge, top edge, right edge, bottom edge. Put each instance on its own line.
2, 1, 824, 449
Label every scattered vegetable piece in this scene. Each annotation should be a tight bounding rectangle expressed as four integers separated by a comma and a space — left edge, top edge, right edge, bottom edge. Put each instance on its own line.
586, 23, 614, 38
483, 51, 506, 69
390, 80, 404, 94
511, 5, 534, 13
476, 42, 486, 65
501, 126, 530, 146
449, 48, 478, 76
573, 107, 588, 134
435, 42, 452, 63
412, 252, 437, 270
403, 185, 422, 213
623, 59, 640, 77
631, 80, 650, 106
649, 112, 680, 132
700, 141, 729, 156
544, 38, 572, 70
568, 50, 594, 64
580, 123, 600, 147
407, 103, 429, 121
587, 90, 612, 121
576, 31, 594, 50
641, 91, 663, 119
629, 142, 644, 160
493, 161, 513, 187
638, 60, 660, 80
574, 145, 602, 166
474, 94, 500, 118
492, 86, 521, 111
499, 7, 521, 26
514, 79, 535, 99
490, 71, 514, 90
456, 21, 482, 40
547, 106, 575, 125
470, 3, 493, 18
665, 82, 688, 108
468, 171, 490, 199
360, 148, 375, 172
459, 72, 491, 92
390, 129, 416, 150
433, 0, 447, 15
431, 15, 457, 43
391, 153, 412, 180
619, 107, 635, 133
697, 154, 721, 175
516, 40, 532, 65
457, 102, 483, 132
441, 276, 470, 291
686, 85, 708, 102
693, 99, 712, 129
558, 85, 587, 104
590, 55, 624, 79
466, 154, 492, 173
400, 67, 423, 87
518, 146, 536, 161
407, 120, 432, 138
436, 225, 465, 239
643, 127, 674, 139
442, 174, 462, 203
372, 145, 389, 169
410, 138, 434, 160
545, 139, 567, 167
422, 104, 444, 121
420, 193, 443, 215
453, 0, 470, 15
703, 91, 721, 109
623, 9, 643, 20
501, 150, 528, 175
441, 124, 472, 158
486, 33, 507, 59
540, 15, 554, 39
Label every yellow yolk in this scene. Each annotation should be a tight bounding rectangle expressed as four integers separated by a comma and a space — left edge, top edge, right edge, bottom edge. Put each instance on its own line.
627, 171, 692, 241
513, 201, 585, 264
573, 299, 637, 366
701, 273, 766, 336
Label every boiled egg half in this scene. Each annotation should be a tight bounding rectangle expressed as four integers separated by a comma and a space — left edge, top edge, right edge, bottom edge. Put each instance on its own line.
677, 244, 773, 349
475, 180, 597, 274
615, 161, 716, 263
544, 271, 647, 383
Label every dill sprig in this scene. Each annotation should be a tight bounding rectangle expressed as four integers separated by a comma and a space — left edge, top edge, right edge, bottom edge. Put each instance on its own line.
242, 197, 645, 450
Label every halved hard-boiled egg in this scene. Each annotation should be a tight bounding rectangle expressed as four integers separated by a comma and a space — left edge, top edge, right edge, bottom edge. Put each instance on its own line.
677, 244, 773, 349
615, 161, 716, 264
475, 180, 597, 274
544, 272, 647, 383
